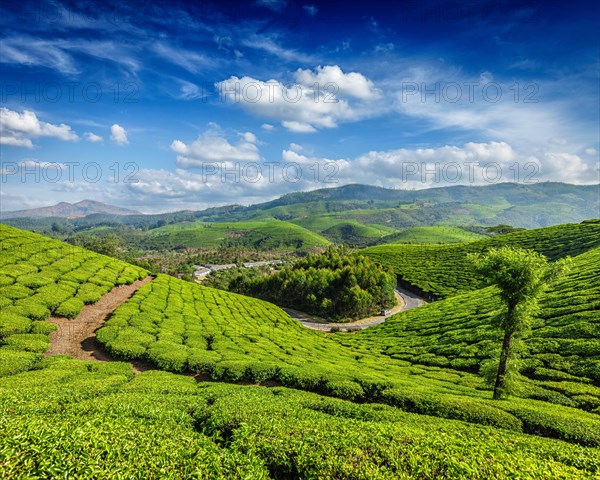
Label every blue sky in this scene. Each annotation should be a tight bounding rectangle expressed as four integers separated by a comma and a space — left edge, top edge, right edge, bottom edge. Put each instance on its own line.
1, 0, 598, 213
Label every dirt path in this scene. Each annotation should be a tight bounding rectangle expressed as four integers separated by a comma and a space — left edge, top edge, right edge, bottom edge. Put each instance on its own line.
46, 276, 153, 362
284, 287, 425, 332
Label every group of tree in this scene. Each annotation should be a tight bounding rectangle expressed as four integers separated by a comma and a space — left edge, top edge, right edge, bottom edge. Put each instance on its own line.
224, 246, 397, 321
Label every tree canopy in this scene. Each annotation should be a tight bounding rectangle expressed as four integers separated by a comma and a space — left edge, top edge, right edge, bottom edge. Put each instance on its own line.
224, 246, 397, 321
470, 246, 571, 399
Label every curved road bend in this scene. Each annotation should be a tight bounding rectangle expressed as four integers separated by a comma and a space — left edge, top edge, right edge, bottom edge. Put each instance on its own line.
284, 287, 425, 332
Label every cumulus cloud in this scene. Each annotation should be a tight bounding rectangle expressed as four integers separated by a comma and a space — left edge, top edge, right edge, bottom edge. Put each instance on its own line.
261, 123, 275, 131
0, 107, 78, 148
282, 121, 317, 133
539, 152, 598, 183
282, 141, 597, 188
110, 124, 129, 145
215, 66, 379, 132
171, 127, 261, 167
85, 132, 103, 143
295, 65, 380, 100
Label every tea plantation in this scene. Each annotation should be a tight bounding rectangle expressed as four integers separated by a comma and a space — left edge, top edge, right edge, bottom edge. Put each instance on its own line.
1, 223, 599, 477
337, 245, 600, 410
1, 357, 599, 479
95, 274, 600, 447
360, 220, 600, 298
0, 225, 147, 377
147, 220, 330, 251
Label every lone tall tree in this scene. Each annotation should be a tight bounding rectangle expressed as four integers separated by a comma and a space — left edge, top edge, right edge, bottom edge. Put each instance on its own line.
469, 247, 570, 400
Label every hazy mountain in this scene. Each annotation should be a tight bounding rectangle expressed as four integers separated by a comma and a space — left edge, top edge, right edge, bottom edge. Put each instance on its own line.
1, 200, 141, 219
1, 183, 598, 231
249, 182, 599, 209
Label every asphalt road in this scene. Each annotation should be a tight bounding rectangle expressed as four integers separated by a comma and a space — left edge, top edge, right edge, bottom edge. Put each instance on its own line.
284, 287, 425, 332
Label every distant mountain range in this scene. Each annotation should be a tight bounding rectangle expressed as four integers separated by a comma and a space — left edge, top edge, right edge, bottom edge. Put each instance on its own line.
0, 200, 140, 219
1, 183, 598, 231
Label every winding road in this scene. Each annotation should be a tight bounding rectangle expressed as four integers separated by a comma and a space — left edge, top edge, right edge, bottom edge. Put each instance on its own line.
284, 287, 425, 332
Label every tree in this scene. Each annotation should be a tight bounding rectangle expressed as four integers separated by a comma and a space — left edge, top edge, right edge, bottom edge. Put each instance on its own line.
469, 246, 570, 399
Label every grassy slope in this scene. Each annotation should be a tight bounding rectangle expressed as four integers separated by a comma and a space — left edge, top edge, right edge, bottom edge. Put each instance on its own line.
360, 220, 600, 298
148, 220, 330, 250
337, 246, 600, 411
1, 224, 600, 476
94, 272, 600, 446
0, 225, 147, 376
293, 213, 397, 235
1, 358, 598, 479
379, 226, 487, 244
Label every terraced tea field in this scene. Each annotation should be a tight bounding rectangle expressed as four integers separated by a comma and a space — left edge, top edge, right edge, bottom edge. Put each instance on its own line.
147, 220, 330, 250
0, 225, 147, 376
360, 220, 600, 298
379, 225, 487, 244
1, 358, 598, 479
1, 223, 599, 477
337, 245, 600, 410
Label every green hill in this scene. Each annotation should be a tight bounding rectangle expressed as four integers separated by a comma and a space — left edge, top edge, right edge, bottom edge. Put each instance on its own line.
147, 220, 329, 251
337, 246, 600, 410
0, 225, 147, 376
379, 226, 487, 244
4, 183, 599, 238
360, 220, 600, 298
1, 224, 600, 476
2, 358, 598, 478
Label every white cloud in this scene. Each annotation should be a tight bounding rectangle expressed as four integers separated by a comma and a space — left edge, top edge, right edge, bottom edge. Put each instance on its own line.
174, 79, 207, 100
374, 43, 395, 54
385, 64, 597, 155
539, 152, 598, 183
0, 37, 78, 75
242, 132, 257, 143
85, 132, 104, 143
242, 36, 316, 63
289, 143, 303, 152
282, 121, 317, 133
122, 166, 289, 212
171, 127, 261, 167
282, 141, 597, 188
295, 65, 380, 100
153, 42, 214, 73
216, 66, 380, 132
17, 160, 67, 170
584, 148, 597, 156
110, 124, 129, 145
0, 107, 78, 148
261, 123, 275, 131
